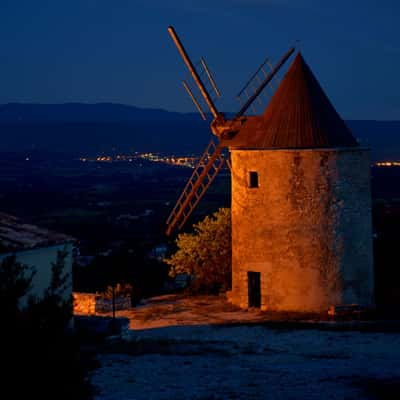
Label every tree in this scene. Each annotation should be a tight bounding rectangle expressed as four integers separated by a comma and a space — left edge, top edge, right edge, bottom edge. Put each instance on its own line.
0, 254, 35, 324
102, 282, 133, 299
165, 207, 231, 294
0, 249, 93, 399
26, 248, 73, 334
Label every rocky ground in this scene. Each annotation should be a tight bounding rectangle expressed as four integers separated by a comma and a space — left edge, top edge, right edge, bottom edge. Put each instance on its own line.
88, 295, 400, 399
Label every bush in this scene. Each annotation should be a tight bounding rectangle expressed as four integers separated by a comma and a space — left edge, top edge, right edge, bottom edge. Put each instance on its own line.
102, 282, 133, 299
165, 208, 231, 294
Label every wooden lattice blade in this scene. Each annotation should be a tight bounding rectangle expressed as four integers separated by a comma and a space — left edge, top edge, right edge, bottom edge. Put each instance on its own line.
166, 140, 225, 236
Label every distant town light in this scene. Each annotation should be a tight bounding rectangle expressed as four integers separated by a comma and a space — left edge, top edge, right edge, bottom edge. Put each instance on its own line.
375, 161, 400, 167
77, 151, 205, 169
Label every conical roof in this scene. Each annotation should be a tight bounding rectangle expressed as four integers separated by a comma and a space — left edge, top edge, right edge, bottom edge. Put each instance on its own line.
224, 53, 358, 149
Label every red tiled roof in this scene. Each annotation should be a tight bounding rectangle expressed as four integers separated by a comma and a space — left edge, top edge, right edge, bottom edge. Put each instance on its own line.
224, 53, 358, 149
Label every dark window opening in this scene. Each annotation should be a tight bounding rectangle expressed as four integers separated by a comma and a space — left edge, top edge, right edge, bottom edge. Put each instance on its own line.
249, 171, 259, 188
248, 271, 261, 308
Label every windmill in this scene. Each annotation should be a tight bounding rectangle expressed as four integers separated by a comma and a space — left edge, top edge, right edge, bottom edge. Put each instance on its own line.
165, 25, 295, 236
165, 26, 374, 313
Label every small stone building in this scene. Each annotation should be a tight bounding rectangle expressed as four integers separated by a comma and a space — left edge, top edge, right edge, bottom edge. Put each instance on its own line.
225, 54, 374, 312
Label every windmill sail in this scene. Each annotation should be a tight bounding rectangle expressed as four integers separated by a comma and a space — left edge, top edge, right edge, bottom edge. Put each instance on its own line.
181, 56, 221, 121
199, 57, 221, 99
235, 46, 295, 118
166, 139, 225, 236
165, 25, 295, 236
237, 57, 270, 98
168, 26, 219, 118
182, 80, 207, 120
236, 57, 277, 114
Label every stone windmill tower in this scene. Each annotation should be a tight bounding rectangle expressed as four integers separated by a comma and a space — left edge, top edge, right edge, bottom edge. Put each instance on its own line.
166, 26, 374, 312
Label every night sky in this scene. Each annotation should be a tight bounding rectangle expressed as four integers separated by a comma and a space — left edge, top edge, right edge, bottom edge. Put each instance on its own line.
1, 0, 399, 119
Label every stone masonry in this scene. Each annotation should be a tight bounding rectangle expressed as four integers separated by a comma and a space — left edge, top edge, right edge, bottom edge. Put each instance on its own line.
73, 292, 131, 314
230, 148, 374, 312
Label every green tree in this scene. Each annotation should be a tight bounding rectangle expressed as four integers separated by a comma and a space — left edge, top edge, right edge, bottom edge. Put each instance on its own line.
165, 207, 232, 294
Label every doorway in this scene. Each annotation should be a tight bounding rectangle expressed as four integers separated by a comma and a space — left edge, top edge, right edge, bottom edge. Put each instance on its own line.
248, 271, 261, 308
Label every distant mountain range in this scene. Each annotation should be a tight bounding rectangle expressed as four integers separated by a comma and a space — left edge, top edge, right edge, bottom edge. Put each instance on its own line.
0, 103, 399, 160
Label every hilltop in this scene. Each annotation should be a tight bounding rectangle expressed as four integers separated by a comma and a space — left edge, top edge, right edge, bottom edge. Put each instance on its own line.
84, 294, 400, 400
0, 103, 399, 160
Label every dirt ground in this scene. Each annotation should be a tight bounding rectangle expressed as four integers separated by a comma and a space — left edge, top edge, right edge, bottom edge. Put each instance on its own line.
103, 294, 269, 330
89, 295, 400, 400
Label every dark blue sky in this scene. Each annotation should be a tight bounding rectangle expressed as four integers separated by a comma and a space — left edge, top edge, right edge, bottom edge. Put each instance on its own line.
1, 0, 399, 119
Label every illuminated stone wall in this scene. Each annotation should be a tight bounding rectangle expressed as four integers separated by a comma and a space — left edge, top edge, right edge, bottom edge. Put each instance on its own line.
73, 292, 97, 314
73, 292, 131, 314
230, 148, 374, 312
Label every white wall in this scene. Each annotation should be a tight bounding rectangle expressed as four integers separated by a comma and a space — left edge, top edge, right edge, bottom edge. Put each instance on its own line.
0, 243, 73, 307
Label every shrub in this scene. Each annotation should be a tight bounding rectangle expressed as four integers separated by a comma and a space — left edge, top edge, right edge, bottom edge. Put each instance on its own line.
165, 208, 231, 294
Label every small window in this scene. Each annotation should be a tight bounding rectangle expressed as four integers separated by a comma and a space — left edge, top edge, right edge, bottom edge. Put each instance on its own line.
249, 171, 259, 188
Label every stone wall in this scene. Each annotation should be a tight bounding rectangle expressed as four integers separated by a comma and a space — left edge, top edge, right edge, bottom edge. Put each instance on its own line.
73, 292, 131, 314
73, 292, 97, 314
230, 148, 374, 312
